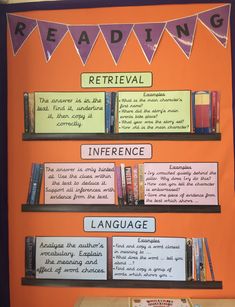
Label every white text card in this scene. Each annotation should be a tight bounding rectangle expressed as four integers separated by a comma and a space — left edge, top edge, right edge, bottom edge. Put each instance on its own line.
36, 237, 107, 279
45, 163, 115, 204
112, 237, 186, 281
144, 162, 218, 205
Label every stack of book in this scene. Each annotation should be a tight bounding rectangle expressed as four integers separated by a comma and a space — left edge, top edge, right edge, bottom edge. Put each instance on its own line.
116, 163, 144, 206
26, 163, 44, 204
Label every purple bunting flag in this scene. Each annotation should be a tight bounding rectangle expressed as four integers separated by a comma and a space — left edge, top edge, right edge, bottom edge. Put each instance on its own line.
8, 14, 37, 55
198, 4, 231, 47
68, 25, 100, 65
166, 15, 197, 59
99, 24, 133, 64
37, 21, 68, 62
133, 23, 166, 63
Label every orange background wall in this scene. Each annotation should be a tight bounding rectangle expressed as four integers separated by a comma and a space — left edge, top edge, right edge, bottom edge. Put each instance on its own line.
7, 3, 235, 307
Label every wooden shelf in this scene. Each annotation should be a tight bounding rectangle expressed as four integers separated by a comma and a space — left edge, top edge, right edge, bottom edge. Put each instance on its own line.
22, 133, 221, 141
22, 204, 221, 213
21, 278, 222, 289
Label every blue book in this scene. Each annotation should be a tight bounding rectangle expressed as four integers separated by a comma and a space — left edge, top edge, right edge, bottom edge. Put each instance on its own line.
105, 92, 111, 133
110, 92, 117, 134
29, 163, 41, 205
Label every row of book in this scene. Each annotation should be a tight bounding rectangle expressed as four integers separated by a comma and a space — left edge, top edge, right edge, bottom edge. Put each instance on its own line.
116, 163, 144, 206
187, 237, 214, 282
26, 163, 44, 205
25, 236, 214, 282
23, 90, 220, 134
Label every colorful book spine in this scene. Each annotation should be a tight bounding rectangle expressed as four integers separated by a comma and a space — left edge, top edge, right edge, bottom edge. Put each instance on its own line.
25, 236, 36, 277
35, 163, 44, 204
193, 238, 200, 281
30, 164, 41, 205
115, 166, 123, 207
105, 92, 111, 133
120, 163, 127, 206
198, 238, 206, 281
28, 92, 35, 133
24, 92, 29, 133
211, 91, 217, 133
125, 166, 134, 205
216, 91, 220, 133
133, 165, 139, 206
194, 91, 212, 134
186, 238, 193, 281
27, 164, 35, 204
114, 92, 119, 133
204, 237, 215, 281
138, 164, 144, 205
107, 237, 113, 280
110, 92, 116, 134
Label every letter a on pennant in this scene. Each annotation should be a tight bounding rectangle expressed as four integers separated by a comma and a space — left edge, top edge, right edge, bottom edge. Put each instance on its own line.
99, 24, 133, 64
68, 25, 100, 65
37, 21, 68, 62
8, 14, 37, 55
198, 4, 231, 47
133, 23, 166, 63
166, 15, 197, 59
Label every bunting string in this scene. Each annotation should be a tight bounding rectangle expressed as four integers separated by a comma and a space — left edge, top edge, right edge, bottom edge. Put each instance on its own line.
7, 4, 231, 64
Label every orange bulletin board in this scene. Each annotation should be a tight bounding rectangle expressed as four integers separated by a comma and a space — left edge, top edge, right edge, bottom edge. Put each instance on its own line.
1, 1, 235, 307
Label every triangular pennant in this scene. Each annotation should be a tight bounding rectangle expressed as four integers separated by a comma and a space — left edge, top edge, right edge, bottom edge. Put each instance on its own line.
37, 21, 68, 62
7, 14, 37, 55
99, 24, 133, 64
198, 4, 231, 47
133, 23, 166, 63
68, 25, 100, 65
166, 15, 197, 59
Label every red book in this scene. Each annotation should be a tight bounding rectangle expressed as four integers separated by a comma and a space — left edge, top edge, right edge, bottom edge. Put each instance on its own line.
194, 91, 211, 133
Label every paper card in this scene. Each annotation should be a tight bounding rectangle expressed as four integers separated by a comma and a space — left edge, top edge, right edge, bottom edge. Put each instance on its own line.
84, 217, 156, 232
112, 237, 186, 281
44, 163, 115, 204
144, 162, 218, 205
34, 92, 105, 133
118, 90, 191, 133
35, 237, 107, 279
81, 144, 152, 159
130, 298, 193, 307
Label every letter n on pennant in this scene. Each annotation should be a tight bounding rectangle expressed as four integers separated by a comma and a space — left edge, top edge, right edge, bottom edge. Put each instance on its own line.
166, 15, 197, 59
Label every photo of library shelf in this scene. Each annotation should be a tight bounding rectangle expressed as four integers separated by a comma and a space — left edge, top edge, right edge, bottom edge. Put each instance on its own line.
0, 1, 235, 307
